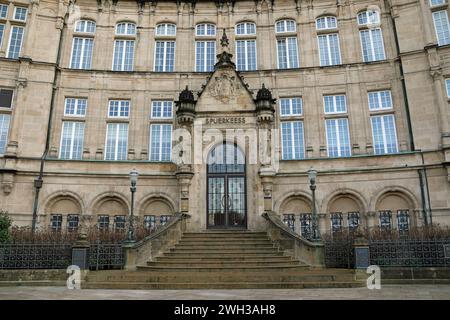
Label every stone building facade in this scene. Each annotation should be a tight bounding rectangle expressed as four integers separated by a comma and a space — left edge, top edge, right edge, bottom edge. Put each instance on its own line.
0, 0, 449, 236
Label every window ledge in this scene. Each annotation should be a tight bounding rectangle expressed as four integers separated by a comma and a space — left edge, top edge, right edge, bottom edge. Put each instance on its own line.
430, 3, 448, 12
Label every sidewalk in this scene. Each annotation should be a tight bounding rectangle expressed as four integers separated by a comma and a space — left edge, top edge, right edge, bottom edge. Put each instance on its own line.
0, 285, 449, 300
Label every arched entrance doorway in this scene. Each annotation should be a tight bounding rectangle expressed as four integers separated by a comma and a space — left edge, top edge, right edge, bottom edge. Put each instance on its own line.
207, 142, 247, 229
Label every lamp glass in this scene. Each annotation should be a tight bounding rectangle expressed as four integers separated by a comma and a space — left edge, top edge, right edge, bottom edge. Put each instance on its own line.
308, 168, 317, 184
130, 169, 139, 185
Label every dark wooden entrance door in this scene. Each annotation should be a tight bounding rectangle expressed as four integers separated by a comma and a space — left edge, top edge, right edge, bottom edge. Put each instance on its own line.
207, 143, 247, 229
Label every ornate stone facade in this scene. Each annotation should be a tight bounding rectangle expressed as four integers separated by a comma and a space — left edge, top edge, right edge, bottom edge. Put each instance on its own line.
0, 0, 449, 235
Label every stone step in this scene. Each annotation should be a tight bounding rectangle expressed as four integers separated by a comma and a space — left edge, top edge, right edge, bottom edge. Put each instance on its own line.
146, 260, 303, 267
136, 265, 310, 272
162, 252, 286, 258
154, 256, 294, 263
82, 281, 365, 290
173, 244, 276, 250
168, 248, 280, 254
181, 232, 268, 239
177, 239, 273, 245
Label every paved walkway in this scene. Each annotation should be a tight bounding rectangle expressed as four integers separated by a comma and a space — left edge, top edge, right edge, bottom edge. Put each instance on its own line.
0, 285, 449, 300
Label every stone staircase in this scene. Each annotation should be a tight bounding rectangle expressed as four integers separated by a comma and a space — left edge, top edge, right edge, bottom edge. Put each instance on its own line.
84, 231, 365, 289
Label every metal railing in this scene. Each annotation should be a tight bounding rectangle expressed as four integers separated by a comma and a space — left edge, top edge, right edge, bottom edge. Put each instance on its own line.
0, 243, 72, 269
88, 243, 124, 270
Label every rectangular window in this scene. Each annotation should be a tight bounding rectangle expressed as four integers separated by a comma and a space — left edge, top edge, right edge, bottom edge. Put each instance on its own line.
277, 37, 299, 69
67, 214, 79, 232
360, 28, 385, 62
98, 215, 110, 231
430, 0, 446, 6
64, 98, 87, 116
281, 121, 304, 160
330, 213, 343, 233
236, 40, 257, 71
144, 215, 156, 230
7, 26, 24, 59
0, 114, 11, 155
160, 215, 171, 226
105, 123, 128, 160
300, 214, 311, 239
318, 33, 341, 66
368, 90, 392, 111
13, 7, 27, 21
280, 97, 302, 116
324, 95, 346, 114
195, 41, 216, 72
397, 210, 410, 233
379, 210, 392, 230
0, 24, 4, 49
446, 78, 450, 98
371, 114, 398, 155
150, 124, 172, 161
326, 118, 351, 157
59, 121, 85, 160
114, 215, 126, 232
108, 100, 129, 118
151, 101, 173, 119
347, 212, 360, 231
50, 215, 63, 232
70, 37, 94, 69
283, 214, 295, 232
433, 10, 450, 46
0, 89, 13, 109
154, 41, 175, 72
0, 4, 7, 19
112, 40, 135, 71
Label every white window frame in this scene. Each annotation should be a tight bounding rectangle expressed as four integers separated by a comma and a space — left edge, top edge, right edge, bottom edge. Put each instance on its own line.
324, 95, 347, 114
430, 0, 446, 7
104, 123, 128, 161
59, 121, 85, 160
196, 23, 216, 36
116, 22, 136, 36
325, 118, 351, 158
359, 28, 386, 62
108, 100, 130, 118
153, 40, 176, 72
151, 101, 173, 119
432, 10, 450, 46
275, 19, 296, 33
70, 37, 94, 69
280, 121, 305, 160
318, 33, 342, 66
316, 16, 337, 30
368, 90, 393, 111
357, 10, 381, 26
64, 98, 87, 117
0, 23, 5, 49
235, 39, 257, 71
149, 124, 173, 162
13, 7, 27, 22
235, 22, 256, 35
0, 4, 8, 19
370, 114, 399, 155
276, 37, 299, 69
195, 40, 216, 72
75, 20, 96, 34
156, 23, 176, 36
446, 78, 450, 98
6, 25, 24, 59
279, 97, 303, 116
112, 39, 135, 71
0, 113, 11, 156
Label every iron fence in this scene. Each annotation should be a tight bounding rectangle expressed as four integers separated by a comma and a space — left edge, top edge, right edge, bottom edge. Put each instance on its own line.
0, 243, 72, 269
324, 236, 355, 268
369, 238, 450, 267
88, 243, 124, 270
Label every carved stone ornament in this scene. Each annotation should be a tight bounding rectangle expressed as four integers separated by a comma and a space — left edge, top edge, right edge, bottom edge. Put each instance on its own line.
208, 72, 240, 103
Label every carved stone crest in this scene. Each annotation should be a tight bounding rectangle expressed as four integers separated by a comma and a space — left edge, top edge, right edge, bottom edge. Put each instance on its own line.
208, 73, 240, 103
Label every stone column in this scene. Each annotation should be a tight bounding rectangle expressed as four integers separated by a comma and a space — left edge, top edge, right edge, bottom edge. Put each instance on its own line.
176, 165, 194, 213
259, 168, 275, 212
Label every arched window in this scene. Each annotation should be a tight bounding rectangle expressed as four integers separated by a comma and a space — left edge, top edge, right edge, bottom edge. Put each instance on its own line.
357, 10, 380, 26
275, 20, 298, 69
195, 23, 216, 72
275, 19, 296, 33
71, 20, 96, 69
75, 20, 96, 33
316, 16, 337, 30
235, 22, 257, 71
113, 22, 136, 71
116, 22, 136, 35
156, 23, 176, 36
235, 22, 256, 35
154, 23, 176, 71
196, 23, 216, 36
